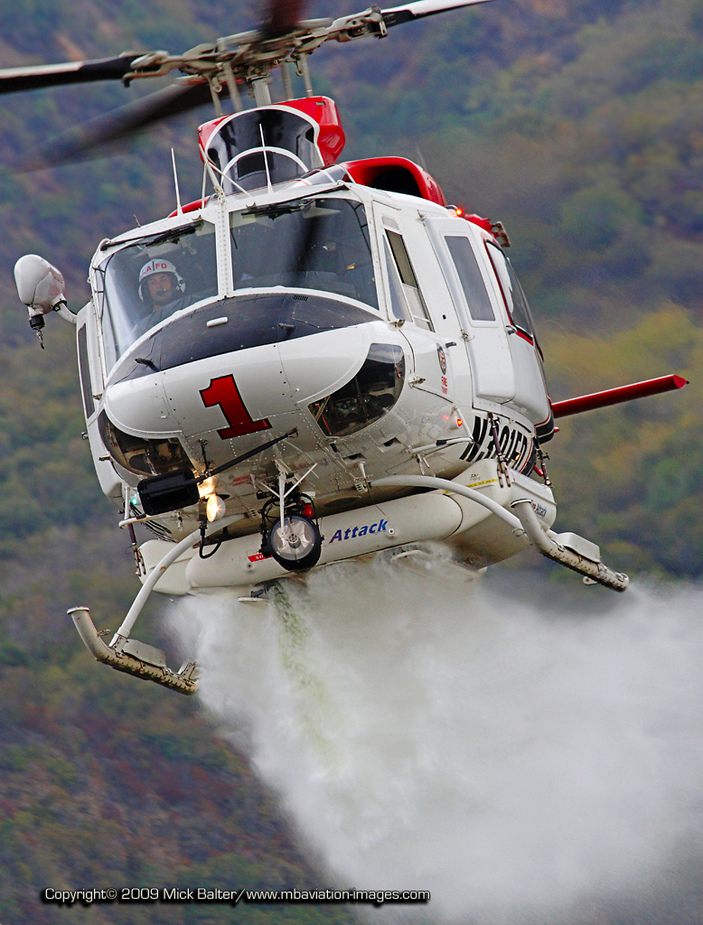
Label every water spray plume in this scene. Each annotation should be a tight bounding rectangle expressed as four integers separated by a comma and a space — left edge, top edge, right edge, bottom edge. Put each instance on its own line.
171, 552, 703, 924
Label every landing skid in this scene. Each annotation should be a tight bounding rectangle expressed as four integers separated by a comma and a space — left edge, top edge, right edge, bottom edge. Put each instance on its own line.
70, 468, 628, 696
69, 516, 240, 695
372, 473, 629, 592
510, 499, 629, 592
70, 606, 198, 695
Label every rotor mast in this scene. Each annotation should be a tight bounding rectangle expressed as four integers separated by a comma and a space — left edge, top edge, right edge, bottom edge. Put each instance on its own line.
120, 10, 386, 109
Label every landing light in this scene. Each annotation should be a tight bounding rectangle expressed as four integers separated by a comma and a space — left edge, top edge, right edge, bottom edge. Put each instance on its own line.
206, 494, 226, 523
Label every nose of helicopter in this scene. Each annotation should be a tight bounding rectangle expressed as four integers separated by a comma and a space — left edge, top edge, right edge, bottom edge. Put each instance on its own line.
167, 324, 371, 444
103, 292, 389, 453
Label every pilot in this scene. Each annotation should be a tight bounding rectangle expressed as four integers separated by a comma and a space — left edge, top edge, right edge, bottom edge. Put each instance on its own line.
138, 258, 186, 314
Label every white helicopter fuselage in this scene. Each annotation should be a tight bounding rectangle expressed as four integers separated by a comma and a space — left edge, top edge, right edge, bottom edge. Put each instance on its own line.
7, 4, 639, 695
75, 164, 554, 592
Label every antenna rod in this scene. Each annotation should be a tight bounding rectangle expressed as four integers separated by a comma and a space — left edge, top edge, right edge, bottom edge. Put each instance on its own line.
171, 148, 183, 215
259, 123, 273, 195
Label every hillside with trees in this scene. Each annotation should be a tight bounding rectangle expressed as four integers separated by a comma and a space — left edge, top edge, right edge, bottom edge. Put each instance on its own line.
0, 1, 702, 922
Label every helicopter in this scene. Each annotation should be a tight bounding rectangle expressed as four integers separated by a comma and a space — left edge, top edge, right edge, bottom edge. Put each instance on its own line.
6, 0, 688, 695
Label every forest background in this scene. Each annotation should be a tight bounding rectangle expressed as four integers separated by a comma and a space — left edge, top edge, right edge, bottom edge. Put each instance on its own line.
0, 0, 702, 922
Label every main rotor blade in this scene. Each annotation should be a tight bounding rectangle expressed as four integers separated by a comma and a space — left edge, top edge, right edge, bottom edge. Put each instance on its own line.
0, 54, 147, 96
262, 0, 307, 38
381, 0, 494, 28
4, 0, 493, 169
0, 0, 491, 100
18, 81, 213, 171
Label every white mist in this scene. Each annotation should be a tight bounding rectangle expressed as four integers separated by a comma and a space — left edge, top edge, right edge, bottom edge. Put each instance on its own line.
171, 554, 703, 923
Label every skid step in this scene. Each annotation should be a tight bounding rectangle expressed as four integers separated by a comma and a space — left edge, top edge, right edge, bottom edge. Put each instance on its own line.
69, 606, 198, 695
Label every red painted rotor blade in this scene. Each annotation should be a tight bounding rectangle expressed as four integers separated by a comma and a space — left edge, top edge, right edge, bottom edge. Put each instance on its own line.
551, 374, 688, 418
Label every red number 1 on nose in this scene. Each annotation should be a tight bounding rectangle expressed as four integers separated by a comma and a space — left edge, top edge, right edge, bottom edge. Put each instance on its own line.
200, 375, 271, 439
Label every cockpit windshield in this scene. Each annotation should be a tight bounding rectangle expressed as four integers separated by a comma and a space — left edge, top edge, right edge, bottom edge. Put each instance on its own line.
97, 220, 217, 369
229, 197, 378, 309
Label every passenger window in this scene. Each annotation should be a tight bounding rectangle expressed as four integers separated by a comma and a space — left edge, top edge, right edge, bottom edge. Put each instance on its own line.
444, 236, 495, 322
486, 243, 535, 339
385, 229, 433, 331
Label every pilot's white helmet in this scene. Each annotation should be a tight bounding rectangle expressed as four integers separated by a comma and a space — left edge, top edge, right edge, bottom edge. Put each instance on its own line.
138, 258, 185, 301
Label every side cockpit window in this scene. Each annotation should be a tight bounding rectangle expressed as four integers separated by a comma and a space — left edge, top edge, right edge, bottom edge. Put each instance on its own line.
384, 229, 433, 330
98, 412, 192, 476
77, 323, 95, 420
383, 238, 411, 323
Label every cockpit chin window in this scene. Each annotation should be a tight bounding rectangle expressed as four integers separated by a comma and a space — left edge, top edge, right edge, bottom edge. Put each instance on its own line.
309, 343, 405, 437
98, 412, 192, 477
229, 197, 378, 309
96, 220, 217, 369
